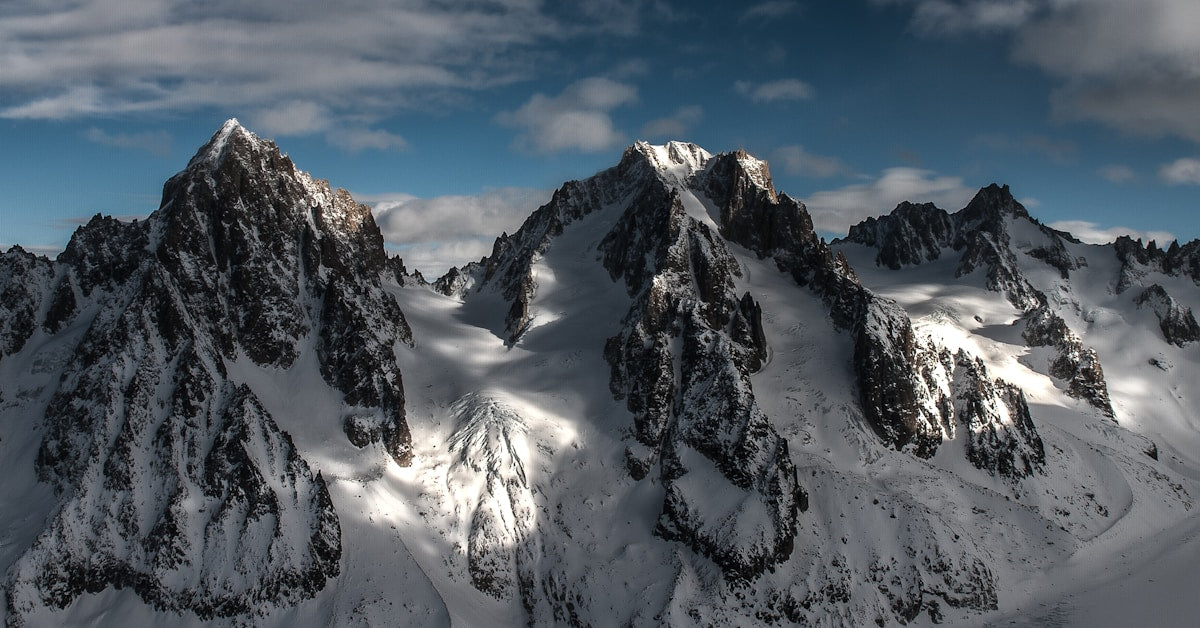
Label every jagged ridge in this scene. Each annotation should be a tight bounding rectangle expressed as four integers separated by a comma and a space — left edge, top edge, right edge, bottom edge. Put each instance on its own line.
0, 120, 415, 620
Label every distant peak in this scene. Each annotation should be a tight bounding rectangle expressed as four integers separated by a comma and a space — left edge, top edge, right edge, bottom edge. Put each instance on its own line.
960, 182, 1029, 221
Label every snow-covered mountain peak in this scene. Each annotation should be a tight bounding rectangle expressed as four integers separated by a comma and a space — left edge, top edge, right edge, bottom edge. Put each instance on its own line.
633, 139, 713, 175
185, 117, 265, 170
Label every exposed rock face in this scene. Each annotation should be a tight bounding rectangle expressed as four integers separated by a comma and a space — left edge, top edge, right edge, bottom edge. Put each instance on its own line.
1021, 307, 1114, 417
1115, 235, 1200, 293
458, 142, 804, 582
951, 351, 1046, 479
2, 120, 416, 619
1136, 284, 1200, 347
839, 185, 1116, 417
0, 247, 58, 356
841, 184, 1083, 310
845, 202, 955, 270
704, 153, 949, 458
600, 169, 800, 581
699, 158, 1050, 477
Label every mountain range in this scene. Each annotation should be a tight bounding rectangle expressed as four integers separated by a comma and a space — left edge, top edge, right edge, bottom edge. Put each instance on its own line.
1, 120, 1198, 626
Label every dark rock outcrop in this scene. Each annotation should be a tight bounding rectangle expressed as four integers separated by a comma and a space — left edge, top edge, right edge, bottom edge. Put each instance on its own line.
4, 120, 417, 620
1021, 307, 1114, 417
1136, 284, 1200, 347
1115, 236, 1200, 293
705, 151, 953, 458
453, 142, 805, 582
0, 247, 57, 357
839, 185, 1116, 417
951, 351, 1046, 478
845, 202, 955, 270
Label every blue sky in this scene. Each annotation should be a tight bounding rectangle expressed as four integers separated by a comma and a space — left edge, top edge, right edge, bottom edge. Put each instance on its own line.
2, 0, 1198, 276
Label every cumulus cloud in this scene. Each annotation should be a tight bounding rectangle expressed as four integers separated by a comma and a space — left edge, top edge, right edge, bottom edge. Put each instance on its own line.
1098, 164, 1136, 184
366, 187, 551, 276
734, 79, 814, 103
803, 167, 978, 236
1016, 0, 1200, 143
84, 127, 171, 156
246, 101, 406, 152
251, 101, 332, 137
640, 106, 703, 139
1159, 158, 1200, 186
741, 1, 801, 22
497, 78, 638, 153
1046, 220, 1176, 246
771, 145, 852, 178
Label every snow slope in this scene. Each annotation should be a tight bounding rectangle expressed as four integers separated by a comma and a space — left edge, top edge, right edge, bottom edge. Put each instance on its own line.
2, 127, 1199, 626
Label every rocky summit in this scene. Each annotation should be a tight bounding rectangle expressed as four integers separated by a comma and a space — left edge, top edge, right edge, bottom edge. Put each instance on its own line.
1, 123, 1199, 625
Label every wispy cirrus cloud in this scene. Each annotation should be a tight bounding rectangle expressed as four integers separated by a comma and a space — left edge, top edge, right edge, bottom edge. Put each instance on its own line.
497, 77, 638, 153
772, 145, 853, 179
1098, 164, 1136, 184
83, 127, 172, 156
884, 0, 1037, 36
734, 78, 814, 103
640, 106, 703, 139
971, 133, 1077, 164
740, 1, 802, 22
248, 100, 407, 152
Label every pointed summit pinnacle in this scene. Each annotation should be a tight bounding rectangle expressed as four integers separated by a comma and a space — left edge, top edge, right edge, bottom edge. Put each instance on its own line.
186, 118, 268, 171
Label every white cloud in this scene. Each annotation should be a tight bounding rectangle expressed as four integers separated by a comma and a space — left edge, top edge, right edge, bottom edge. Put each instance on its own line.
0, 1, 655, 149
741, 1, 801, 22
389, 240, 499, 280
903, 0, 1037, 35
366, 187, 551, 276
772, 145, 851, 178
883, 0, 1200, 145
83, 127, 171, 156
2, 85, 107, 120
1046, 220, 1176, 246
1098, 164, 1136, 184
497, 77, 638, 153
734, 78, 814, 103
803, 167, 977, 235
1013, 0, 1200, 144
640, 106, 703, 139
329, 128, 407, 152
251, 101, 332, 136
1159, 158, 1200, 186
